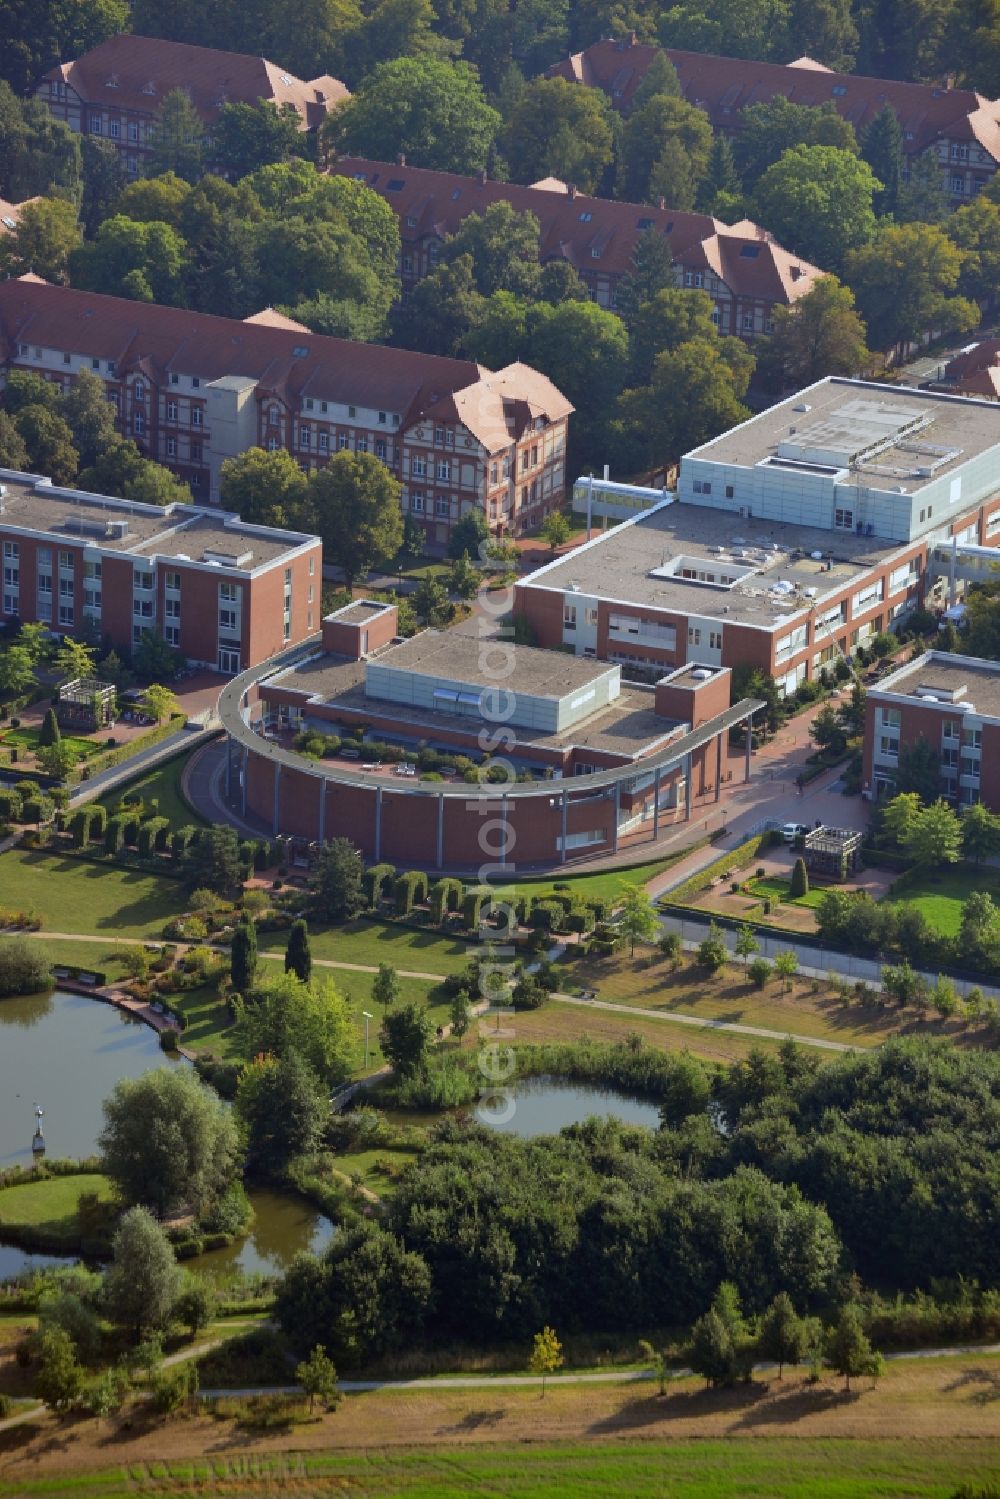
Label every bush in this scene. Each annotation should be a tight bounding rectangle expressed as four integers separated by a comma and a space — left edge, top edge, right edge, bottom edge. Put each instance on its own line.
462, 885, 493, 931
21, 796, 53, 824
670, 836, 766, 904
0, 937, 51, 997
511, 973, 547, 1010
363, 862, 395, 908
137, 817, 171, 858
0, 790, 23, 821
529, 899, 565, 932
68, 808, 94, 847
171, 825, 198, 857
394, 870, 428, 916
104, 815, 126, 856
430, 876, 463, 923
748, 957, 772, 990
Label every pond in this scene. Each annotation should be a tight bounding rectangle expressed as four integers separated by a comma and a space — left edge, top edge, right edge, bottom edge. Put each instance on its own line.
475, 1076, 662, 1138
0, 990, 334, 1279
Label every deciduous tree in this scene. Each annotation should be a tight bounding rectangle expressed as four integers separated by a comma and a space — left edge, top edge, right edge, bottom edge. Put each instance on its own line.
233, 971, 353, 1084
825, 1302, 873, 1390
380, 1001, 432, 1075
297, 1344, 341, 1413
528, 1325, 563, 1396
235, 1050, 329, 1172
618, 883, 660, 955
845, 223, 979, 353
763, 276, 872, 386
754, 145, 879, 271
0, 196, 80, 282
328, 58, 500, 174
101, 1206, 183, 1343
312, 837, 366, 923
307, 452, 403, 591
503, 77, 613, 193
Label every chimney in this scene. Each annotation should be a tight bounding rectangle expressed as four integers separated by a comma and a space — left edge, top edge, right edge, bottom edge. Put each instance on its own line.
568, 183, 577, 197
396, 152, 406, 166
480, 168, 487, 183
658, 196, 666, 210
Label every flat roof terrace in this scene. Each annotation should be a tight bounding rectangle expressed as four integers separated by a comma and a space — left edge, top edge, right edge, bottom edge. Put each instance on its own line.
684, 378, 1000, 485
372, 622, 617, 696
523, 500, 897, 626
266, 650, 681, 758
876, 651, 1000, 719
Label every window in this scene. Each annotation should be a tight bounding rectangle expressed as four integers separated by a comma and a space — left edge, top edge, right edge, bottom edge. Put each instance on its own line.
742, 312, 755, 332
191, 406, 203, 427
58, 550, 72, 569
63, 352, 71, 365
688, 627, 701, 645
709, 630, 722, 649
58, 603, 73, 626
220, 581, 239, 603
378, 410, 387, 424
3, 593, 17, 617
109, 118, 120, 139
834, 507, 854, 530
3, 567, 18, 588
134, 411, 145, 435
190, 441, 201, 463
164, 571, 180, 591
164, 624, 180, 646
132, 598, 153, 618
563, 604, 577, 630
337, 432, 349, 450
348, 405, 356, 418
435, 496, 450, 517
90, 114, 103, 134
684, 270, 704, 288
219, 608, 238, 631
3, 542, 17, 560
191, 377, 199, 388
375, 438, 386, 459
490, 462, 499, 485
725, 484, 734, 498
128, 121, 138, 142
37, 571, 52, 596
300, 424, 312, 449
692, 479, 711, 494
356, 435, 368, 453
412, 455, 426, 477
218, 646, 241, 674
318, 431, 329, 453
166, 400, 178, 421
437, 460, 450, 481
410, 490, 424, 512
134, 570, 153, 591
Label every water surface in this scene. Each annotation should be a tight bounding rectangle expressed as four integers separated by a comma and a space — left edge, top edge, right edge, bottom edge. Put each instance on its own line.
475, 1076, 661, 1138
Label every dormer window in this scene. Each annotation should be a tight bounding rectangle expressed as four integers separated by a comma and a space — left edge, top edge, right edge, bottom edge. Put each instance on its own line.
279, 73, 293, 86
141, 81, 156, 96
105, 74, 119, 88
832, 84, 847, 96
578, 211, 592, 222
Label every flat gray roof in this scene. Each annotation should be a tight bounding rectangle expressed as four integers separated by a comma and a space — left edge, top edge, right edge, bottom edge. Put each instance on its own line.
523, 500, 897, 627
374, 622, 618, 697
876, 651, 1000, 719
328, 600, 394, 626
684, 378, 1000, 486
0, 473, 314, 568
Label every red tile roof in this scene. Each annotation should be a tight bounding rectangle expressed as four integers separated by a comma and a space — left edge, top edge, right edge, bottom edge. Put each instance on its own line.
945, 338, 1000, 379
329, 156, 821, 305
0, 278, 572, 445
41, 34, 349, 129
549, 39, 1000, 163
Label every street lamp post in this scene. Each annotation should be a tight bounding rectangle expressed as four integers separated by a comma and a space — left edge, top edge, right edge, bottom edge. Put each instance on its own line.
362, 1010, 374, 1071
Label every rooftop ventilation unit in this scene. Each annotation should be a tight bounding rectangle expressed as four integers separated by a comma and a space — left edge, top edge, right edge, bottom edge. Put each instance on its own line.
691, 667, 714, 680
202, 548, 253, 568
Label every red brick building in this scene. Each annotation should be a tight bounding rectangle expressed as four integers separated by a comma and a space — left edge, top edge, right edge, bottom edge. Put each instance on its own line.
36, 34, 349, 179
0, 278, 572, 540
329, 156, 822, 340
0, 467, 321, 673
548, 38, 1000, 205
864, 652, 1000, 808
220, 607, 759, 869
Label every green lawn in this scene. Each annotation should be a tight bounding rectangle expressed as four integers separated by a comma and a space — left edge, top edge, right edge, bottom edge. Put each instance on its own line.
0, 1173, 114, 1246
889, 865, 1000, 937
97, 744, 207, 830
0, 849, 183, 936
330, 1143, 421, 1194
748, 877, 827, 910
2, 1438, 994, 1497
500, 852, 692, 907
0, 727, 103, 759
257, 916, 474, 977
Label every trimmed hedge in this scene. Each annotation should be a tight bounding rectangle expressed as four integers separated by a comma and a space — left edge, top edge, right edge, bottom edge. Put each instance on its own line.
171, 824, 199, 856
462, 885, 494, 931
430, 876, 463, 922
76, 715, 186, 782
137, 816, 171, 858
667, 834, 769, 905
394, 869, 428, 916
363, 862, 395, 907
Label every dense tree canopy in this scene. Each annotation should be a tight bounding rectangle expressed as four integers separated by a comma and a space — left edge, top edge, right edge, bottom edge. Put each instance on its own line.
327, 57, 501, 174
754, 145, 880, 271
503, 77, 614, 193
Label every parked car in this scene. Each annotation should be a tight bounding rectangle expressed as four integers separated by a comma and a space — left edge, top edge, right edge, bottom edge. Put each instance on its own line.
781, 822, 809, 843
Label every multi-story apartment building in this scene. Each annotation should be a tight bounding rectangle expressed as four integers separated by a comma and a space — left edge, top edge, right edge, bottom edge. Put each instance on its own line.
329, 156, 822, 339
864, 652, 1000, 808
515, 380, 1000, 696
549, 38, 1000, 205
36, 34, 349, 179
0, 279, 572, 541
0, 467, 322, 673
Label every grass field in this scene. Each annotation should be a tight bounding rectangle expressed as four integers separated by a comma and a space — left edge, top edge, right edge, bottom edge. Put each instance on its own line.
98, 745, 207, 830
502, 853, 690, 906
257, 916, 474, 977
557, 945, 919, 1049
748, 877, 827, 910
0, 849, 182, 937
4, 1352, 1000, 1496
487, 997, 784, 1064
0, 1173, 114, 1246
0, 727, 102, 760
889, 865, 1000, 937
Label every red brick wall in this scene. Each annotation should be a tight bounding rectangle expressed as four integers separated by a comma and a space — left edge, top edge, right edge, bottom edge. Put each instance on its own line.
655, 668, 731, 726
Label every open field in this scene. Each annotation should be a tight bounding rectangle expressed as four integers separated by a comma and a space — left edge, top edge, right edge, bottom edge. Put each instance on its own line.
893, 866, 1000, 937
97, 745, 207, 830
0, 1174, 113, 1246
557, 946, 914, 1048
0, 851, 181, 937
257, 916, 473, 976
2, 1355, 1000, 1494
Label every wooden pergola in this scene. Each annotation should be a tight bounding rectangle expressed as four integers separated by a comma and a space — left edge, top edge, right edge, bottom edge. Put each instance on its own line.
803, 825, 863, 880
